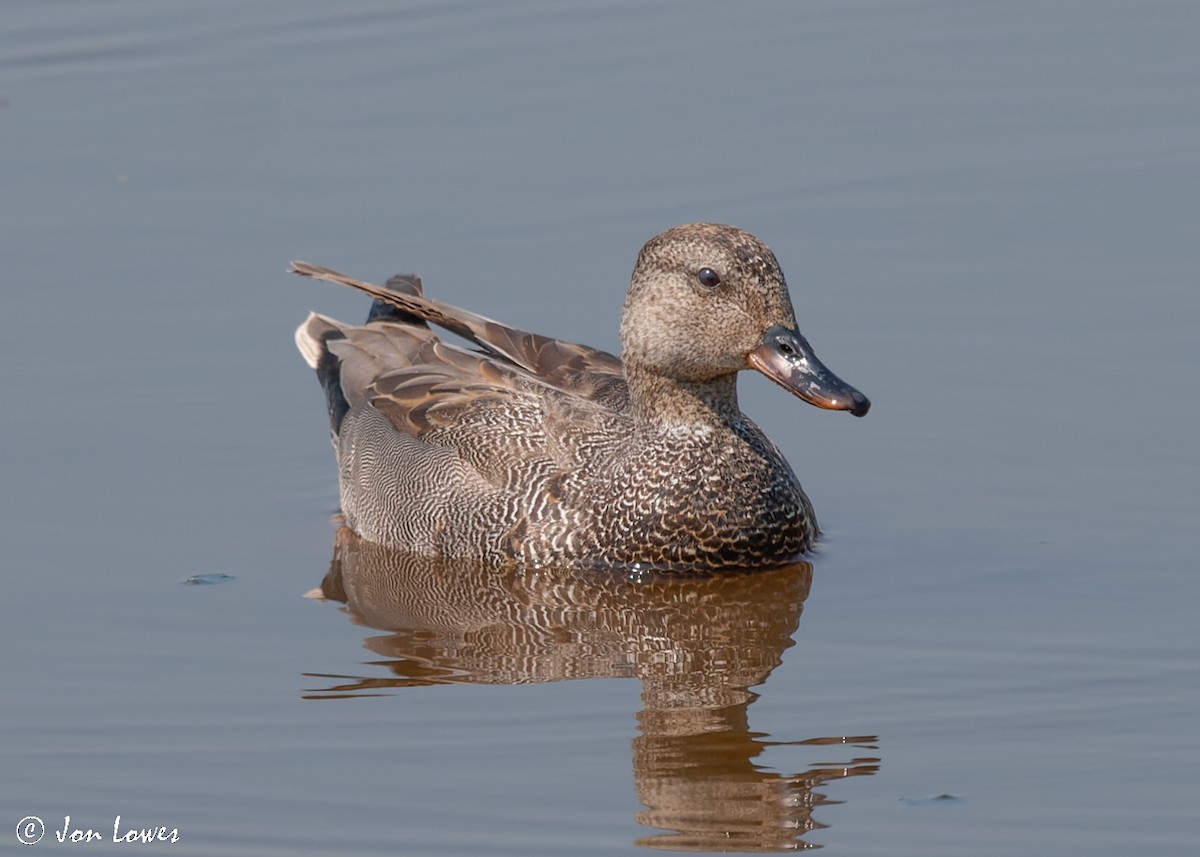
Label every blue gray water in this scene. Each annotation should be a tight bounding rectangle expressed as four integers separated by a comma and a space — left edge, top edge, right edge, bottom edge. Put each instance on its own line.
3, 1, 1198, 854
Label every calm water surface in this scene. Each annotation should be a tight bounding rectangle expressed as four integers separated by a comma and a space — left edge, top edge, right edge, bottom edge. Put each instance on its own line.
3, 1, 1198, 854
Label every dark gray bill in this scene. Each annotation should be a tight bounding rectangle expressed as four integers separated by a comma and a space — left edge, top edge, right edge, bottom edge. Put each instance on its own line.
747, 325, 870, 417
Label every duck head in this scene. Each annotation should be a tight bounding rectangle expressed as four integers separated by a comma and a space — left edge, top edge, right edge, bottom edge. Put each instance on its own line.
620, 223, 870, 418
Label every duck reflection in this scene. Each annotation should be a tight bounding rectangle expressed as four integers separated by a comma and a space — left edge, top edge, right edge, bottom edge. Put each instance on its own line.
307, 528, 880, 851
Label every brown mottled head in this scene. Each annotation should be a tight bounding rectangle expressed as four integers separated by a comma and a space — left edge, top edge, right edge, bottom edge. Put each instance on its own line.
620, 223, 869, 416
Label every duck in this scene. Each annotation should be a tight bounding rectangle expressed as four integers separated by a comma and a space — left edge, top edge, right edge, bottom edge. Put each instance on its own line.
292, 223, 869, 570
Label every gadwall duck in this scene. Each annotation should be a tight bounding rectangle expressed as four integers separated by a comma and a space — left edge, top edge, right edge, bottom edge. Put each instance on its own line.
293, 223, 869, 570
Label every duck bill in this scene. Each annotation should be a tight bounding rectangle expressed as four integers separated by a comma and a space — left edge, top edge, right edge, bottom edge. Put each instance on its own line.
747, 325, 871, 417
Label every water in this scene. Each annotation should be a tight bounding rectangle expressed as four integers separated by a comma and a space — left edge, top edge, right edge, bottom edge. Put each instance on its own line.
3, 1, 1198, 853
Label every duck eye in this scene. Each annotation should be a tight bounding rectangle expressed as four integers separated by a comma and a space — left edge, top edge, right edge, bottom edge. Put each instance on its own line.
696, 267, 721, 288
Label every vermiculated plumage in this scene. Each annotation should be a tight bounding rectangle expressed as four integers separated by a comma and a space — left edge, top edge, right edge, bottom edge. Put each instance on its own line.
293, 223, 869, 570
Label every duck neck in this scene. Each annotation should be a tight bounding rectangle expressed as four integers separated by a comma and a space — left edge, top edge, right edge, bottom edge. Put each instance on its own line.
625, 364, 743, 431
